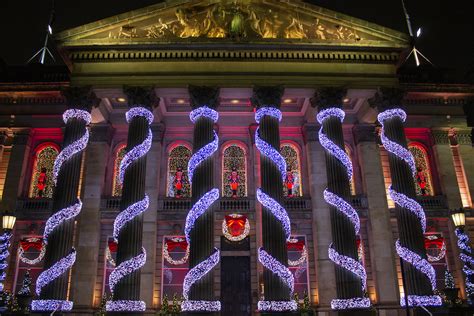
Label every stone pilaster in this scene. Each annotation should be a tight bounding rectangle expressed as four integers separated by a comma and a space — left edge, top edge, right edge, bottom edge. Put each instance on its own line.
0, 131, 7, 166
0, 129, 31, 211
40, 86, 99, 306
369, 89, 433, 299
457, 129, 474, 208
188, 86, 220, 308
311, 88, 364, 303
140, 123, 164, 308
252, 86, 291, 304
72, 124, 114, 310
354, 124, 399, 311
303, 123, 337, 309
112, 86, 157, 311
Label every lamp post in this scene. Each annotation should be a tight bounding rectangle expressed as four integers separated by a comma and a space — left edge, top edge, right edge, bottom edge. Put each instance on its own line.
0, 212, 16, 310
451, 208, 474, 304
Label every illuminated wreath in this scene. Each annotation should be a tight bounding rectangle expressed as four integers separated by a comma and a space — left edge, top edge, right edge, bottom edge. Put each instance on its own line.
163, 237, 189, 266
222, 214, 250, 242
425, 235, 446, 262
18, 237, 46, 265
106, 243, 116, 267
287, 238, 307, 267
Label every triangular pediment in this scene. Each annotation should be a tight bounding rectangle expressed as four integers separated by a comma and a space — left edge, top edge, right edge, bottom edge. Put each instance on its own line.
56, 0, 409, 49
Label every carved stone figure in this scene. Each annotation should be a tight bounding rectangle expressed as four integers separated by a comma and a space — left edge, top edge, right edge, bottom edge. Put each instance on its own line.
203, 5, 227, 38
174, 8, 202, 38
146, 18, 169, 38
284, 16, 307, 39
117, 25, 138, 39
314, 18, 326, 39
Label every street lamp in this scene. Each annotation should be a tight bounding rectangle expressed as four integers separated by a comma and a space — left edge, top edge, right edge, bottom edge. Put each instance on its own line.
0, 211, 16, 311
451, 208, 474, 303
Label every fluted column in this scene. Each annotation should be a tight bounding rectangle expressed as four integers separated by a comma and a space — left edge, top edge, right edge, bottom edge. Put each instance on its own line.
183, 86, 220, 314
32, 87, 98, 312
311, 88, 369, 312
370, 88, 440, 307
106, 87, 157, 314
72, 124, 113, 310
354, 124, 399, 310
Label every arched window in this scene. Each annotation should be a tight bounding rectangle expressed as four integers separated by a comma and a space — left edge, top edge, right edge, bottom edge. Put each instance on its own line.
112, 145, 126, 197
409, 143, 434, 196
281, 143, 302, 197
222, 144, 247, 198
167, 145, 192, 198
29, 144, 59, 198
345, 145, 356, 195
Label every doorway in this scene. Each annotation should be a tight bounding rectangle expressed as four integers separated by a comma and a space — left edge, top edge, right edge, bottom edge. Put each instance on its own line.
221, 256, 251, 315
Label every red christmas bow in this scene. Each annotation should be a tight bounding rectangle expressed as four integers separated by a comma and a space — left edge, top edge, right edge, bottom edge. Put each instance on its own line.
20, 238, 43, 251
166, 239, 188, 251
225, 215, 247, 237
424, 236, 444, 250
287, 240, 305, 251
108, 240, 118, 253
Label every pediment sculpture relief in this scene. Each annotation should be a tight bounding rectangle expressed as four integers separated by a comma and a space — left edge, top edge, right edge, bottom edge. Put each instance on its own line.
106, 3, 368, 42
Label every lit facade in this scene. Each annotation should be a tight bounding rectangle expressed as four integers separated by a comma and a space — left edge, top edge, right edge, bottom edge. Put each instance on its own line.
1, 1, 474, 315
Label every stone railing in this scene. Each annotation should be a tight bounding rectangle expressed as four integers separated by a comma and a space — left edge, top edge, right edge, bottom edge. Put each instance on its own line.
417, 195, 447, 210
16, 198, 53, 212
158, 198, 192, 211
100, 197, 121, 211
220, 198, 254, 211
283, 198, 312, 210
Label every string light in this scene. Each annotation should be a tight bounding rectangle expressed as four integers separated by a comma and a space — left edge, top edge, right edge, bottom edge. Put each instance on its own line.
455, 228, 474, 295
18, 237, 46, 265
255, 107, 282, 123
33, 108, 91, 312
317, 108, 369, 310
107, 106, 153, 312
163, 237, 189, 266
255, 127, 287, 181
256, 189, 291, 241
378, 108, 441, 307
0, 232, 12, 292
258, 301, 298, 312
182, 106, 221, 312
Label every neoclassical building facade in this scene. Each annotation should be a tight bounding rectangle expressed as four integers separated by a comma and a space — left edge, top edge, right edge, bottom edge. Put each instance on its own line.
1, 0, 474, 315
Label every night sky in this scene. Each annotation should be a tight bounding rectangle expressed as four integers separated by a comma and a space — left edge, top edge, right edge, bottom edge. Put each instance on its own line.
1, 0, 473, 78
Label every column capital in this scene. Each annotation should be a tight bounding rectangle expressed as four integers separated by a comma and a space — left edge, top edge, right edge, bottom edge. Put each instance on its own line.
188, 86, 220, 110
368, 87, 406, 112
89, 124, 115, 144
310, 87, 346, 111
302, 123, 320, 143
61, 86, 100, 111
353, 124, 378, 144
431, 129, 450, 145
123, 86, 159, 110
251, 85, 284, 109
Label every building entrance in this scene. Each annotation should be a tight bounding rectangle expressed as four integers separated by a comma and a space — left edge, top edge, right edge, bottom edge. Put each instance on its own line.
221, 256, 251, 316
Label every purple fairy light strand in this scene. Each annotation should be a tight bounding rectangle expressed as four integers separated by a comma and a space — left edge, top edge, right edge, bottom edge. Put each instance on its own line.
258, 248, 294, 295
257, 301, 298, 312
44, 200, 82, 243
106, 300, 146, 312
329, 245, 367, 291
324, 190, 360, 234
113, 195, 149, 242
378, 108, 440, 306
63, 109, 91, 125
126, 107, 154, 124
331, 298, 372, 310
35, 249, 76, 296
256, 188, 291, 241
53, 130, 89, 185
316, 107, 345, 125
255, 128, 287, 181
183, 249, 220, 300
188, 131, 219, 183
255, 107, 282, 123
184, 189, 219, 244
455, 228, 474, 295
189, 106, 219, 124
31, 300, 73, 312
118, 128, 152, 184
108, 248, 146, 295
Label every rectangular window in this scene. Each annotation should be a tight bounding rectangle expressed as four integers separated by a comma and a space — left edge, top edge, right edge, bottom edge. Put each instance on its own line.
161, 236, 189, 302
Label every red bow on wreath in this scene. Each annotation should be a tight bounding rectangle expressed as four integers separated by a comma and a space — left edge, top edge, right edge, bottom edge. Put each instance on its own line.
225, 215, 247, 237
424, 236, 444, 249
166, 239, 188, 251
287, 240, 305, 251
108, 240, 118, 253
20, 238, 43, 251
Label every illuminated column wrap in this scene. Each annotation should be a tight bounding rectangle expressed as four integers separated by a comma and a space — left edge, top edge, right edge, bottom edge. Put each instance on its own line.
0, 231, 12, 292
252, 86, 296, 313
183, 86, 220, 313
315, 102, 370, 310
32, 88, 95, 312
454, 228, 474, 296
375, 99, 441, 306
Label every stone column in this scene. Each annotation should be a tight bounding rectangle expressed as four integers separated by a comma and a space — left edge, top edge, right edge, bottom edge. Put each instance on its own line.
72, 124, 113, 310
0, 129, 32, 211
370, 89, 434, 302
311, 88, 365, 306
187, 86, 220, 312
0, 132, 7, 166
140, 123, 164, 308
110, 87, 157, 314
457, 130, 474, 208
303, 123, 337, 309
34, 87, 98, 312
354, 124, 399, 310
252, 86, 291, 307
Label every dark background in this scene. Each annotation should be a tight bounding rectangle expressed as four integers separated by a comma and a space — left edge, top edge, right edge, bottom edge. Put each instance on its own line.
1, 0, 473, 79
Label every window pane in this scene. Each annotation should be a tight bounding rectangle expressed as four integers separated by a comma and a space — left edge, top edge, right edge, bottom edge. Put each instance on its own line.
29, 146, 58, 198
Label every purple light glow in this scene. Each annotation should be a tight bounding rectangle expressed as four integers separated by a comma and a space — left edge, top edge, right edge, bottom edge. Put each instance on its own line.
188, 131, 219, 183
331, 298, 372, 310
125, 107, 154, 124
35, 249, 76, 296
257, 300, 298, 312
189, 106, 219, 124
255, 107, 282, 123
329, 245, 367, 291
255, 128, 287, 181
118, 128, 152, 184
324, 189, 360, 234
31, 300, 73, 312
256, 188, 291, 241
108, 248, 146, 295
389, 187, 426, 232
400, 295, 443, 307
113, 195, 149, 242
44, 200, 82, 243
53, 129, 89, 185
258, 248, 294, 295
106, 300, 146, 312
455, 228, 474, 295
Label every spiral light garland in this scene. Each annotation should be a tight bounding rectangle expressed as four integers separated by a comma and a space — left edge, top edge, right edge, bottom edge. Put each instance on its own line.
455, 228, 474, 296
254, 107, 296, 312
378, 109, 442, 307
317, 107, 370, 310
32, 109, 91, 312
106, 107, 153, 312
182, 106, 221, 312
0, 232, 12, 292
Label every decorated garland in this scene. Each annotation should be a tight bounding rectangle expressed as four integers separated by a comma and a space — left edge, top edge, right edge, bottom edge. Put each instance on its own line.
317, 108, 371, 310
287, 238, 307, 267
106, 107, 153, 312
163, 237, 189, 266
222, 214, 250, 242
32, 109, 91, 312
425, 235, 446, 263
255, 107, 297, 312
182, 106, 221, 312
378, 109, 442, 307
454, 228, 474, 296
18, 237, 46, 265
